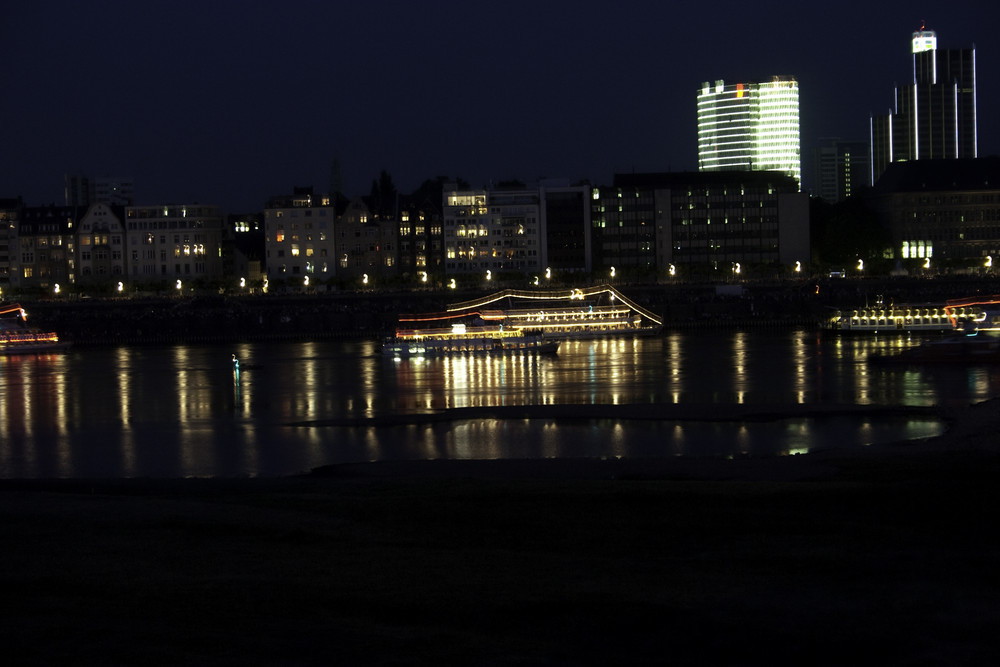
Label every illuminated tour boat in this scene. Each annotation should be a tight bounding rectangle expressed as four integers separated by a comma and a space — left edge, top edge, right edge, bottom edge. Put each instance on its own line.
384, 284, 662, 357
827, 301, 985, 333
383, 323, 559, 358
0, 303, 69, 354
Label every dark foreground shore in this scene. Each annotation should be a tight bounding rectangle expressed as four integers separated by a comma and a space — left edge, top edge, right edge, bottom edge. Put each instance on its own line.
3, 401, 1000, 665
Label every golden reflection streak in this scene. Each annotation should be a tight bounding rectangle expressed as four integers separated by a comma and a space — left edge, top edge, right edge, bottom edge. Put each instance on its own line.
732, 331, 747, 403
793, 331, 808, 404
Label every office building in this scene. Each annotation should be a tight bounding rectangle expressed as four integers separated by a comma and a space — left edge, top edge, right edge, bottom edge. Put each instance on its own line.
65, 174, 135, 208
813, 138, 870, 203
697, 77, 801, 188
868, 157, 1000, 264
870, 29, 977, 184
597, 171, 809, 278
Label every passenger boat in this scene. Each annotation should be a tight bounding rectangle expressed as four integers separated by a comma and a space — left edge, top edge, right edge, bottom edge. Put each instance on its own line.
0, 303, 70, 354
827, 302, 982, 333
383, 324, 558, 358
396, 284, 663, 341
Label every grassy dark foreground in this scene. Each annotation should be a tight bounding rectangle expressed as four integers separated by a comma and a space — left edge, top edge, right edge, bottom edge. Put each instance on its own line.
2, 450, 1000, 666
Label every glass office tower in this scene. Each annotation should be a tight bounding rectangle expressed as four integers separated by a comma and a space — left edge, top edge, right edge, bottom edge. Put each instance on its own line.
697, 76, 801, 189
870, 29, 977, 184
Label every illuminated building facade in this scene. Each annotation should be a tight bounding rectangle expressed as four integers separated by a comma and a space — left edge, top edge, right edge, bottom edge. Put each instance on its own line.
697, 77, 801, 188
335, 196, 398, 281
264, 187, 336, 283
125, 204, 225, 285
442, 184, 544, 275
77, 203, 126, 285
813, 138, 870, 203
868, 157, 1000, 265
870, 29, 977, 184
397, 192, 443, 278
9, 205, 77, 289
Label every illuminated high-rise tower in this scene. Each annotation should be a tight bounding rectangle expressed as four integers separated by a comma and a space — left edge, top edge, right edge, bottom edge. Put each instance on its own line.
870, 28, 977, 184
697, 76, 801, 188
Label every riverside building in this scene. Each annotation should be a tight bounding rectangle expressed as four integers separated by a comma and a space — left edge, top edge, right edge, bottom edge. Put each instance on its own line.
697, 77, 801, 188
263, 187, 336, 285
124, 204, 225, 286
597, 171, 809, 279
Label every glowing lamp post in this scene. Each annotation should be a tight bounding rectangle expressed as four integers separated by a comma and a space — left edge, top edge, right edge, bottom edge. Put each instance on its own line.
795, 261, 801, 274
420, 271, 427, 283
362, 273, 369, 287
486, 270, 492, 282
669, 264, 676, 277
545, 267, 551, 281
53, 283, 60, 294
176, 279, 182, 292
240, 277, 246, 289
449, 278, 456, 289
117, 281, 124, 294
610, 266, 616, 279
986, 256, 993, 269
303, 276, 310, 287
857, 259, 864, 272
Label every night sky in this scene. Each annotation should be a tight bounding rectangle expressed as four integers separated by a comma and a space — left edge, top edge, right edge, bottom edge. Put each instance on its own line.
2, 0, 998, 213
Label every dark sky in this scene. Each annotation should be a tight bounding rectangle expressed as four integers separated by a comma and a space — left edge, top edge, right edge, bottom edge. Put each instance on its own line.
2, 1, 998, 213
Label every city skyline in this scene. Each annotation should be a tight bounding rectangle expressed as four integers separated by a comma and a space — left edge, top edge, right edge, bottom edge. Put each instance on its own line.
2, 1, 998, 213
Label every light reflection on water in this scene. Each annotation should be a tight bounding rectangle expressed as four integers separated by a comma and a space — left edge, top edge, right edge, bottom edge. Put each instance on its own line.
1, 329, 997, 479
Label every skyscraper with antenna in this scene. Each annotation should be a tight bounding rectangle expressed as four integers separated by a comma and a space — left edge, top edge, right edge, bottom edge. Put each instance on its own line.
870, 26, 977, 184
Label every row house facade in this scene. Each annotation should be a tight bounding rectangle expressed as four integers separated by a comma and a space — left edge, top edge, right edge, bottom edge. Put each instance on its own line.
7, 202, 227, 291
263, 187, 337, 284
78, 203, 126, 282
0, 197, 22, 287
336, 196, 398, 281
397, 193, 443, 279
124, 204, 225, 284
10, 205, 76, 289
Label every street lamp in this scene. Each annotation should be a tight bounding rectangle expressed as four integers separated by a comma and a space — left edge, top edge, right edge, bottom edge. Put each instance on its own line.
53, 283, 60, 294
610, 266, 616, 279
545, 267, 551, 280
117, 281, 124, 294
669, 264, 676, 277
176, 279, 182, 292
449, 278, 456, 289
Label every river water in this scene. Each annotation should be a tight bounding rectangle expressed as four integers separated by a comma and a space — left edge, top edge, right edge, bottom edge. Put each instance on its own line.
2, 329, 997, 479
